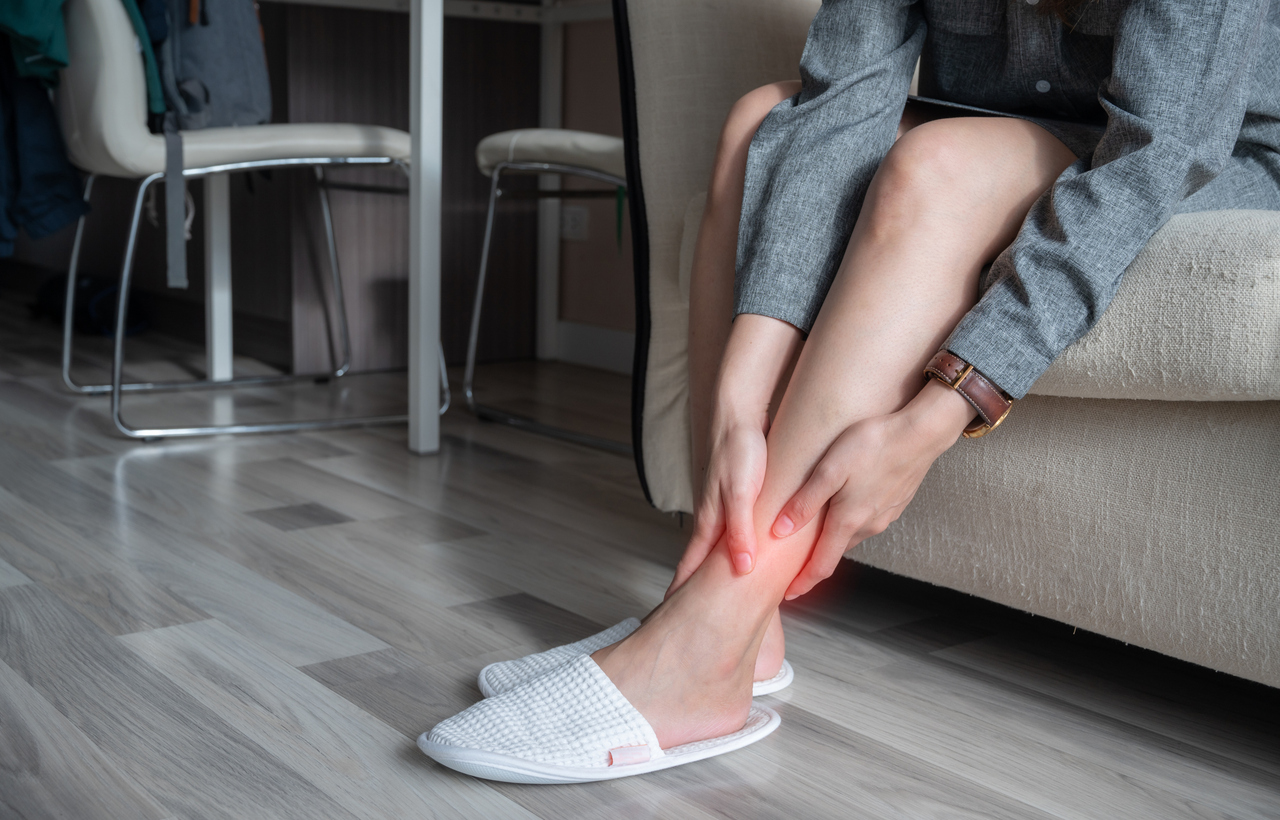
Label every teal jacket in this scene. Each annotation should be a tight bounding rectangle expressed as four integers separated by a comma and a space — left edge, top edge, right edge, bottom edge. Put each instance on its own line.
0, 0, 164, 116
0, 0, 68, 84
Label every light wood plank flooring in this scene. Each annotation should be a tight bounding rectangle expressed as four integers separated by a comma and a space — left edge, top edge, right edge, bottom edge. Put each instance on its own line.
1, 298, 1277, 819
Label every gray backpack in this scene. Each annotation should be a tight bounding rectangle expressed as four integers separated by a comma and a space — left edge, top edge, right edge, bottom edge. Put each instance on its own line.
156, 0, 271, 287
158, 0, 271, 130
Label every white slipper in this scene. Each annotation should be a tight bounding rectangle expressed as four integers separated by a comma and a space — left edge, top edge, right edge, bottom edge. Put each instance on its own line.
478, 619, 795, 698
421, 654, 780, 784
477, 618, 641, 698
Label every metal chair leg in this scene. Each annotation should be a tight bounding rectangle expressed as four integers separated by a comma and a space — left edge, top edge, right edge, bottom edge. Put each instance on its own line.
109, 176, 155, 436
463, 168, 502, 412
461, 164, 631, 456
315, 166, 353, 378
321, 162, 448, 416
61, 174, 96, 393
62, 173, 335, 396
437, 341, 451, 415
57, 156, 441, 439
106, 171, 409, 439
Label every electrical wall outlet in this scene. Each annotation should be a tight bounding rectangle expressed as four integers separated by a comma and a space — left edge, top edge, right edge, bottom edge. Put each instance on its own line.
560, 205, 591, 241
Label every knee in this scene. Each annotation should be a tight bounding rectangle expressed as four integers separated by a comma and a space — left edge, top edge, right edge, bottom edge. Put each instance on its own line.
862, 120, 976, 236
723, 82, 798, 140
707, 81, 801, 211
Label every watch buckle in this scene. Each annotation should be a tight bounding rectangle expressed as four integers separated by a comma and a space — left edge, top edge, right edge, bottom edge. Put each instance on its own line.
946, 363, 974, 389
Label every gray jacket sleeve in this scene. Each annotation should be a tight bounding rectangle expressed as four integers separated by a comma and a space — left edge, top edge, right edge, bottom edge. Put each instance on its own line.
734, 0, 925, 332
945, 0, 1271, 398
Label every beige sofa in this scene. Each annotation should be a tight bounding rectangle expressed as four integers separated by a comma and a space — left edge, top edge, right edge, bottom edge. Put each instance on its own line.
612, 0, 1280, 688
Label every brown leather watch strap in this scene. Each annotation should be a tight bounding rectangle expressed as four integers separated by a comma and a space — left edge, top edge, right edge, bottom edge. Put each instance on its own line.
923, 350, 1013, 439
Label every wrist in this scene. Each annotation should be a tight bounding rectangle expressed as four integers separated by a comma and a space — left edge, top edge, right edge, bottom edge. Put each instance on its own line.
922, 349, 1015, 439
904, 379, 977, 454
713, 314, 803, 435
711, 390, 770, 434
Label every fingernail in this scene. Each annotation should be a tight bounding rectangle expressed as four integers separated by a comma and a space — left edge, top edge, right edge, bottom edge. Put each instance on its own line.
732, 551, 754, 574
773, 515, 794, 537
784, 593, 798, 601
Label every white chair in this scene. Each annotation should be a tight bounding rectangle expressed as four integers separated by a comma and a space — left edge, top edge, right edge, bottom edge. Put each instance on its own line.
55, 0, 447, 439
464, 127, 628, 453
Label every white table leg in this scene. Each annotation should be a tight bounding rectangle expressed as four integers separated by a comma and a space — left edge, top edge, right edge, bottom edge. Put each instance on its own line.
204, 173, 234, 382
408, 0, 443, 454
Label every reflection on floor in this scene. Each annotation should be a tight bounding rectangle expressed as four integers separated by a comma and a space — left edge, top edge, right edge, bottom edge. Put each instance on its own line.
0, 297, 1277, 819
462, 359, 632, 449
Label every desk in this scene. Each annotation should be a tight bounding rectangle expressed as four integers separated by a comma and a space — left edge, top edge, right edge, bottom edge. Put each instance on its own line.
266, 0, 445, 453
264, 0, 610, 455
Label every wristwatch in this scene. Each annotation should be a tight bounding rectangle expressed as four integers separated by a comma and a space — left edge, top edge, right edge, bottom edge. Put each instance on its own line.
923, 350, 1013, 438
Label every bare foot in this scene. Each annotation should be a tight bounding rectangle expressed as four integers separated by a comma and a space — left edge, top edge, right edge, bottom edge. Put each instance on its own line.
643, 607, 785, 684
592, 581, 763, 749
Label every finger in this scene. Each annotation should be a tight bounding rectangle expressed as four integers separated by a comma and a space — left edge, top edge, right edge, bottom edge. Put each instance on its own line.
723, 486, 760, 574
667, 506, 722, 596
784, 506, 861, 600
773, 461, 845, 538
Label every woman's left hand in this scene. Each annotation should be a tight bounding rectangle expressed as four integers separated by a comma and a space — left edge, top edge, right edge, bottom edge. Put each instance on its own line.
771, 380, 975, 600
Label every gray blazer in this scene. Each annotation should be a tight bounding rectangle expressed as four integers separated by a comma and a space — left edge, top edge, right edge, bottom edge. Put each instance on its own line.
735, 0, 1280, 398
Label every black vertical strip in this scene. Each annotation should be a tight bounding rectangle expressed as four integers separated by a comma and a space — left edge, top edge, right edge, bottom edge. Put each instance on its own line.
611, 0, 655, 507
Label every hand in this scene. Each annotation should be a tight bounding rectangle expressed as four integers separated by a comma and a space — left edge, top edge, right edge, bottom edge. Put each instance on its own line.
667, 419, 768, 597
771, 381, 973, 600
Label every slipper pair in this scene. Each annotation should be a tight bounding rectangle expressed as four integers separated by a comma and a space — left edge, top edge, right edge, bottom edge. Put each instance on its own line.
417, 619, 792, 783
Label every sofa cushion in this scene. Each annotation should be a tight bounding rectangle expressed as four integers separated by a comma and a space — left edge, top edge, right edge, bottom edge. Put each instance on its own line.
675, 198, 1280, 402
1034, 210, 1280, 401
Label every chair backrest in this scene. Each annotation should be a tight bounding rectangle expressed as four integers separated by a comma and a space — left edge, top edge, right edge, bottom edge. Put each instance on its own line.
613, 0, 819, 512
57, 0, 166, 178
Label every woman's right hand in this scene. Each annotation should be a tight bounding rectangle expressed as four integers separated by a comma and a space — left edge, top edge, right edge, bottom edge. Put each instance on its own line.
666, 416, 768, 597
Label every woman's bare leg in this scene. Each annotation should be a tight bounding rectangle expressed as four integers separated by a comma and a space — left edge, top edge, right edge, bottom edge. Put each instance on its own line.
688, 82, 799, 477
604, 115, 1077, 749
689, 89, 937, 495
686, 81, 800, 685
686, 88, 942, 681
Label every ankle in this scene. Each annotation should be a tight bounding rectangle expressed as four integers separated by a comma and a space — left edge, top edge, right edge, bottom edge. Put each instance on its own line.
662, 572, 773, 662
754, 612, 786, 680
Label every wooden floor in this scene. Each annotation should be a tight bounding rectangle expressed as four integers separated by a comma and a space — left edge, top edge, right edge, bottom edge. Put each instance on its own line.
1, 298, 1278, 820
